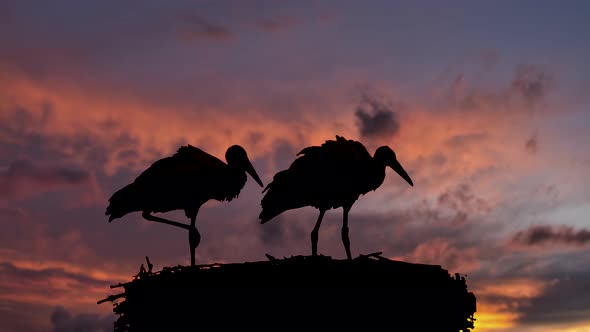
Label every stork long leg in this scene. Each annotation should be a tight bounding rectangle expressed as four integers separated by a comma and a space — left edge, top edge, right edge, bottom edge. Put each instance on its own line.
142, 212, 189, 230
342, 205, 352, 260
311, 209, 326, 257
188, 215, 201, 267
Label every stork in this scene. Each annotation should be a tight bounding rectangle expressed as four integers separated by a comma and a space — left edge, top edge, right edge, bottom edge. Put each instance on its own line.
259, 136, 413, 259
106, 145, 263, 266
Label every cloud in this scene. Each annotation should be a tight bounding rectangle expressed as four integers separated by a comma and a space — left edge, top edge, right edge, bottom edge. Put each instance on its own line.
176, 14, 232, 41
471, 277, 559, 330
446, 63, 554, 113
259, 215, 287, 246
511, 64, 553, 104
0, 300, 53, 332
0, 206, 27, 218
398, 183, 491, 228
525, 133, 538, 154
0, 261, 110, 289
254, 16, 298, 32
437, 183, 490, 215
271, 139, 298, 172
476, 49, 501, 71
533, 184, 559, 203
315, 206, 491, 266
0, 70, 338, 178
402, 238, 481, 273
0, 2, 175, 83
51, 306, 114, 332
256, 204, 309, 252
0, 159, 96, 201
0, 104, 149, 179
355, 92, 401, 140
444, 132, 488, 148
0, 5, 585, 332
512, 225, 590, 248
518, 270, 590, 325
0, 260, 124, 313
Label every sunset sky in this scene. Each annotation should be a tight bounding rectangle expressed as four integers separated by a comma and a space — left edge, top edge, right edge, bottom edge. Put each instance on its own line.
1, 1, 590, 331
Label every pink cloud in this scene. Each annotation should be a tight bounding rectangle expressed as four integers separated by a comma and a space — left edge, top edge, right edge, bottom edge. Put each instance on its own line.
394, 238, 481, 273
0, 260, 122, 315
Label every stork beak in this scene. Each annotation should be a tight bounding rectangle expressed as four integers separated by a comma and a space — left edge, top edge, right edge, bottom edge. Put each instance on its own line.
244, 159, 264, 187
389, 159, 414, 187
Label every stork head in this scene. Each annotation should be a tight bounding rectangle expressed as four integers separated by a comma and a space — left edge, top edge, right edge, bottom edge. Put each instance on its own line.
374, 146, 413, 186
226, 145, 264, 187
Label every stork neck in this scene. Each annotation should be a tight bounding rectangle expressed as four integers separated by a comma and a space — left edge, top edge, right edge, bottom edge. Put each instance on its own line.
369, 158, 387, 186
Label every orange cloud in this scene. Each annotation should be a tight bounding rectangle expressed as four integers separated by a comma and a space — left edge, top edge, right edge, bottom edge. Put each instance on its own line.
476, 278, 558, 299
474, 302, 521, 331
0, 68, 354, 177
392, 238, 481, 273
0, 259, 125, 314
474, 303, 519, 332
471, 278, 559, 331
0, 60, 565, 197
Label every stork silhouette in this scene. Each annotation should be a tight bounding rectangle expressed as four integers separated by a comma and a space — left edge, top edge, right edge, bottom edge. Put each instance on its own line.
259, 136, 413, 260
106, 145, 263, 266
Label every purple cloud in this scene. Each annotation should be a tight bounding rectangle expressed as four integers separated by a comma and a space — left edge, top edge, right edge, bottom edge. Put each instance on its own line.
176, 14, 232, 41
511, 64, 553, 104
355, 92, 402, 140
51, 306, 114, 332
512, 225, 590, 247
0, 159, 94, 200
255, 16, 298, 32
525, 133, 538, 154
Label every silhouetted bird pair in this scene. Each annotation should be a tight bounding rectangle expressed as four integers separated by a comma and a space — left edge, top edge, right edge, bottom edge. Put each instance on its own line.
106, 136, 413, 266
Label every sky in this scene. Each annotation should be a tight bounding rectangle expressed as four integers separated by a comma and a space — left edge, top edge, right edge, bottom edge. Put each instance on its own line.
0, 0, 589, 331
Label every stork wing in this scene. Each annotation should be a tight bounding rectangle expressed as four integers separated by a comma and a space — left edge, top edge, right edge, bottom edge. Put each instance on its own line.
134, 145, 226, 187
291, 136, 371, 173
297, 137, 369, 159
260, 136, 372, 221
320, 136, 371, 161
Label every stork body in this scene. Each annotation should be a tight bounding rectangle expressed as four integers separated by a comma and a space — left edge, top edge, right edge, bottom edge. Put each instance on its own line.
106, 145, 263, 266
259, 136, 413, 259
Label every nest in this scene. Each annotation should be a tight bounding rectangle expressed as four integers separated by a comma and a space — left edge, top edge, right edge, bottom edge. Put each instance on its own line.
99, 253, 476, 332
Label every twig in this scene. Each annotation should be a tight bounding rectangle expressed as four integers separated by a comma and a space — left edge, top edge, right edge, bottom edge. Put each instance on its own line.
146, 256, 153, 274
355, 252, 383, 260
97, 292, 126, 304
110, 283, 127, 289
